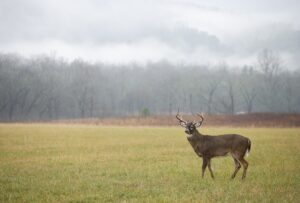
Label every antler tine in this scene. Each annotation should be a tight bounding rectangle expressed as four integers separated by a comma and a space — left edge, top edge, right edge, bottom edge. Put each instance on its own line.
176, 109, 187, 125
196, 113, 204, 122
194, 113, 204, 127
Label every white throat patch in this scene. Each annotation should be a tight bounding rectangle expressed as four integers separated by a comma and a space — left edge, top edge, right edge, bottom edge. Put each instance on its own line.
186, 134, 193, 138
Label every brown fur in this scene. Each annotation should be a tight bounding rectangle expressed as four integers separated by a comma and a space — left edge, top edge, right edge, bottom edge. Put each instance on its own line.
182, 122, 251, 179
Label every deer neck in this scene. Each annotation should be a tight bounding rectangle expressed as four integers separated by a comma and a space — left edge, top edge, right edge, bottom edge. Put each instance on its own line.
187, 129, 203, 140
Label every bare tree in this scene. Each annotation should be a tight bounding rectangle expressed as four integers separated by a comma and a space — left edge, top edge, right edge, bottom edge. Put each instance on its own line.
257, 49, 283, 112
0, 53, 300, 121
239, 66, 258, 113
197, 69, 221, 114
219, 80, 235, 114
282, 71, 299, 113
216, 68, 237, 115
258, 49, 281, 81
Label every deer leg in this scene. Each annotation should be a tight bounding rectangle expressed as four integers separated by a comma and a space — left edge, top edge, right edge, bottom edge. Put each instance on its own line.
207, 159, 215, 179
240, 158, 249, 179
231, 158, 241, 179
202, 158, 208, 178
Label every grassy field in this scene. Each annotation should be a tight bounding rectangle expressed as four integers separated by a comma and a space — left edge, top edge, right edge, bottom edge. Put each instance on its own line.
0, 125, 299, 202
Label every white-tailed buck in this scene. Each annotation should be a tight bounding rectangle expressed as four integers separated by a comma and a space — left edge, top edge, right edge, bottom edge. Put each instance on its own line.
176, 111, 251, 179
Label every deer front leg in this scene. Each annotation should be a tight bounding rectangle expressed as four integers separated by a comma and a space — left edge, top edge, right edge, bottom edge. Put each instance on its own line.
202, 158, 208, 178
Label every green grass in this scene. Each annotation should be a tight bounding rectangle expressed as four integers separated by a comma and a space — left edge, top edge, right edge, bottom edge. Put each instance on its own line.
0, 125, 299, 202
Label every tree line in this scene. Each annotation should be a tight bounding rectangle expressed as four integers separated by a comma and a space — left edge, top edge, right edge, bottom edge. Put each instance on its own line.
0, 49, 299, 121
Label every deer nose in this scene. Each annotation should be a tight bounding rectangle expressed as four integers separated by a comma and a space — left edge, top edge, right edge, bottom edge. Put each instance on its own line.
185, 129, 190, 134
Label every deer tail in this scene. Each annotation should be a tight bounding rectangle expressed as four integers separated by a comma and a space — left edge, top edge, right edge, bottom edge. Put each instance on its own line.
246, 139, 251, 156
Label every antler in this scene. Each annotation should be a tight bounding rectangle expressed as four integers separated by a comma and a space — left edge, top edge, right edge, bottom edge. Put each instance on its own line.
194, 113, 204, 127
176, 109, 187, 127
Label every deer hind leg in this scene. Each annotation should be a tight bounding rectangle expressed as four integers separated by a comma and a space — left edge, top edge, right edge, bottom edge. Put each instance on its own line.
202, 158, 208, 178
207, 159, 215, 179
239, 158, 249, 179
231, 158, 241, 179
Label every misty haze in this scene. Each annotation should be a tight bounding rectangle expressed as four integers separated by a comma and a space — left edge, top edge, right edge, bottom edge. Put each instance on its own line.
0, 0, 300, 121
1, 1, 300, 203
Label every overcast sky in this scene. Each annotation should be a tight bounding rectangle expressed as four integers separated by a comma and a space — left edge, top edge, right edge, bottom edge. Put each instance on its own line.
0, 0, 299, 68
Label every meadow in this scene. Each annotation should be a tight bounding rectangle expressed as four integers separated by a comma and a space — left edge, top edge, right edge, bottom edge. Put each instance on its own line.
0, 124, 299, 202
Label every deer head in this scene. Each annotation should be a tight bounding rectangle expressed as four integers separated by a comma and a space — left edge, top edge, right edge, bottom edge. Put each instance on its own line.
176, 110, 204, 135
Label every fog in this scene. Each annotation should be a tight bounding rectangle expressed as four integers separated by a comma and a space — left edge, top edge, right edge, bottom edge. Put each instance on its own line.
0, 1, 300, 121
1, 0, 299, 67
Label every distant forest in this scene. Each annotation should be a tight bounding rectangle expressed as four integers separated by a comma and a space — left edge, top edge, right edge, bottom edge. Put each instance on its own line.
0, 49, 299, 121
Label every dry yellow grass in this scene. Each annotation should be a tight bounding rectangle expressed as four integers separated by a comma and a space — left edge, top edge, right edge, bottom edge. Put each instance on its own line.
0, 124, 299, 202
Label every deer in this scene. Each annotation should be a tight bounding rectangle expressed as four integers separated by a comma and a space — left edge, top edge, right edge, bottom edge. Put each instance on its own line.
176, 111, 251, 180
